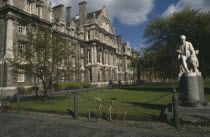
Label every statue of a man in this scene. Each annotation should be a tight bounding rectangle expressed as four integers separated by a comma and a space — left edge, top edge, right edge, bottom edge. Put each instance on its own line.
176, 35, 199, 75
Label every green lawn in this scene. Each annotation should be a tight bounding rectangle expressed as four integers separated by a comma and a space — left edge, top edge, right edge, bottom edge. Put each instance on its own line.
11, 81, 210, 120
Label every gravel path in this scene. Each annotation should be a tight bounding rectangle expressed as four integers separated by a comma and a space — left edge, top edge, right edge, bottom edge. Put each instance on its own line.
0, 112, 209, 137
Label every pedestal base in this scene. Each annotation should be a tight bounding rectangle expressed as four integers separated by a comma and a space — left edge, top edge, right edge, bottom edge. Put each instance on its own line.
164, 103, 210, 123
179, 72, 206, 107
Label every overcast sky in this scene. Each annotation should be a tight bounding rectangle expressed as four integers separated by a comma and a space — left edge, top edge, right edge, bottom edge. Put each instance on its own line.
50, 0, 210, 50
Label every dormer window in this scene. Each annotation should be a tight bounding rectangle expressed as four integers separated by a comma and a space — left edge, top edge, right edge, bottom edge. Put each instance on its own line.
61, 24, 65, 32
36, 6, 39, 15
88, 50, 91, 63
50, 12, 54, 23
87, 31, 90, 40
26, 1, 32, 13
36, 5, 42, 17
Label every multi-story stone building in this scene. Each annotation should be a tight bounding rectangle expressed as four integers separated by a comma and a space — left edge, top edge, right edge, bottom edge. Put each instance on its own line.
0, 0, 138, 91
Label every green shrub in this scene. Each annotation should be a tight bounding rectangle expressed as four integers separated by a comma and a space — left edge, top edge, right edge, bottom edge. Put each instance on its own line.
28, 86, 39, 94
53, 82, 92, 91
52, 83, 62, 92
17, 87, 27, 95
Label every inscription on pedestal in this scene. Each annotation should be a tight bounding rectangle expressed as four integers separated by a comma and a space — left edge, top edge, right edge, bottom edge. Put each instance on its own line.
179, 73, 202, 107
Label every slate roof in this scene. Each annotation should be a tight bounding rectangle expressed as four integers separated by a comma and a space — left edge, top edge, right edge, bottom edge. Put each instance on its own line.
72, 9, 102, 21
87, 10, 102, 19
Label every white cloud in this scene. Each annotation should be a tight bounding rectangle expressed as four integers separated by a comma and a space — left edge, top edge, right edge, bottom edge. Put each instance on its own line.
162, 0, 210, 17
50, 0, 155, 25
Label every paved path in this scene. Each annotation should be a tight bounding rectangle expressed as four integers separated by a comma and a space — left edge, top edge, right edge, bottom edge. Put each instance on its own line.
0, 113, 209, 137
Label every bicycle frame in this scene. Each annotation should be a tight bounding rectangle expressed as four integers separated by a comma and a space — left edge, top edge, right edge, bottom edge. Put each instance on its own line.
94, 97, 102, 112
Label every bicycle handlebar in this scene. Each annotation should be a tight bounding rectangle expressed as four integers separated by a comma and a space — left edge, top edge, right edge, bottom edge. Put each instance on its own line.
94, 97, 101, 102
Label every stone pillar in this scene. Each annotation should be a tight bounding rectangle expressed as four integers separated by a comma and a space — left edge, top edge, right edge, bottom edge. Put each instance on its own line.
91, 46, 94, 63
4, 15, 14, 59
79, 1, 87, 21
53, 5, 65, 21
94, 46, 97, 63
66, 6, 72, 26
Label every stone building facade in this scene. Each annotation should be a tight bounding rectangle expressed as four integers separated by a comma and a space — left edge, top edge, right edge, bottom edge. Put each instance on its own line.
0, 0, 139, 90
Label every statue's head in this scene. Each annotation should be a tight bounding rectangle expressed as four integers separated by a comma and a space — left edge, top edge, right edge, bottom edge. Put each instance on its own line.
180, 35, 186, 41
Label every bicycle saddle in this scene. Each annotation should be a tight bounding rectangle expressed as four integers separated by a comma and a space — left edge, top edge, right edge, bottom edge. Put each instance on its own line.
110, 98, 117, 100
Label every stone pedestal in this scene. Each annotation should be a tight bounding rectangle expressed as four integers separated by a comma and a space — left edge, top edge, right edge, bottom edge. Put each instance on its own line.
179, 72, 206, 107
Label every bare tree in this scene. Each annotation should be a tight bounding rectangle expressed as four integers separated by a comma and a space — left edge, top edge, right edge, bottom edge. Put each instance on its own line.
8, 27, 75, 100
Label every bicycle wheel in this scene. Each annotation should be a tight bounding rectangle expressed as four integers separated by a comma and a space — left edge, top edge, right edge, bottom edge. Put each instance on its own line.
88, 106, 101, 122
109, 105, 126, 123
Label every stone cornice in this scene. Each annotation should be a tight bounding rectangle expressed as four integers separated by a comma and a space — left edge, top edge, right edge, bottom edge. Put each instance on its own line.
0, 5, 54, 26
5, 12, 15, 21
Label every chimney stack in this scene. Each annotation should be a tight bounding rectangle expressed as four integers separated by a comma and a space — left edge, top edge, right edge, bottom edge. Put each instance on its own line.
53, 4, 65, 21
79, 1, 87, 21
116, 35, 122, 45
66, 6, 72, 26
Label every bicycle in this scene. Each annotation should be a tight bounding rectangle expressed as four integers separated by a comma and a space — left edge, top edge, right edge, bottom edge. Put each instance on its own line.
88, 97, 126, 123
0, 96, 11, 112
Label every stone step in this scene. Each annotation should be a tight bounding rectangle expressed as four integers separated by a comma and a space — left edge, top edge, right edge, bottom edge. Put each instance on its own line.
178, 105, 210, 115
179, 113, 210, 121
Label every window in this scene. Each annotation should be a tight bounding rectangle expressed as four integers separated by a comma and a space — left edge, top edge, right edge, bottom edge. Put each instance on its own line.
80, 47, 84, 54
17, 67, 25, 82
36, 5, 42, 17
88, 50, 91, 63
72, 73, 76, 81
106, 69, 109, 81
61, 24, 65, 32
18, 24, 26, 35
36, 6, 39, 16
81, 73, 84, 81
81, 59, 84, 68
26, 1, 32, 13
61, 72, 65, 82
50, 12, 54, 23
18, 42, 26, 58
100, 69, 103, 81
105, 53, 109, 64
87, 31, 90, 40
99, 51, 102, 63
72, 57, 75, 67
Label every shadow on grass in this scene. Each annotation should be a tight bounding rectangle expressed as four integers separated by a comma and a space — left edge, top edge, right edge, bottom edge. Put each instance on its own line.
121, 87, 173, 92
125, 102, 167, 121
121, 87, 210, 95
205, 88, 210, 95
20, 96, 71, 103
125, 102, 167, 111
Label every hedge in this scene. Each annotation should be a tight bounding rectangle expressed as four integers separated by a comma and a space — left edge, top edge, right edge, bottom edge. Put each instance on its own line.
17, 86, 39, 95
53, 82, 92, 91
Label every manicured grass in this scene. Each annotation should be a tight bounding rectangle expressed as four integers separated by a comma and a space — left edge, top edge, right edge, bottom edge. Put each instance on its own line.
11, 81, 210, 120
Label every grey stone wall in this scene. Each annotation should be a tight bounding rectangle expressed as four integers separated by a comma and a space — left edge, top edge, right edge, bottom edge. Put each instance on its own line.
14, 0, 25, 11
42, 5, 50, 21
0, 0, 4, 7
0, 0, 138, 88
